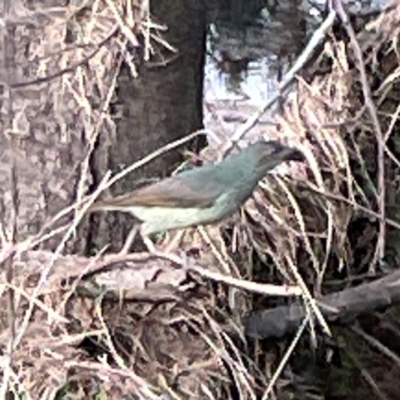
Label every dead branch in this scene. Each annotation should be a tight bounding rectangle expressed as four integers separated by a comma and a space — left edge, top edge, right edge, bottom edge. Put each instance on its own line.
5, 248, 302, 304
244, 269, 400, 339
9, 247, 400, 339
8, 28, 118, 89
6, 249, 188, 301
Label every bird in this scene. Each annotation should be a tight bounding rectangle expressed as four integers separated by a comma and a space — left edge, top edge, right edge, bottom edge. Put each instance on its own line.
88, 140, 304, 253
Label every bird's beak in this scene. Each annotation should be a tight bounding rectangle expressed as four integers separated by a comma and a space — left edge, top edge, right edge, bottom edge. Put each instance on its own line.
256, 143, 305, 174
261, 144, 304, 165
279, 147, 304, 162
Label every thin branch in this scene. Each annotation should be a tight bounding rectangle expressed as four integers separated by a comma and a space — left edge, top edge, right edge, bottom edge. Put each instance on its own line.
0, 0, 18, 396
225, 8, 337, 151
334, 0, 386, 271
8, 28, 118, 89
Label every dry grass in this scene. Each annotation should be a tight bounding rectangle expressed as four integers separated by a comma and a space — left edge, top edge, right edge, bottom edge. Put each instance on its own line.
1, 1, 400, 399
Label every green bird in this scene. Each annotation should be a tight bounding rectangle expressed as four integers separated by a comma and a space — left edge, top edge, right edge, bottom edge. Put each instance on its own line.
88, 140, 304, 251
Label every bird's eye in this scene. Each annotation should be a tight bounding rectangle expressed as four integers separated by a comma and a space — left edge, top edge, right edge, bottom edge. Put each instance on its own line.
269, 142, 284, 155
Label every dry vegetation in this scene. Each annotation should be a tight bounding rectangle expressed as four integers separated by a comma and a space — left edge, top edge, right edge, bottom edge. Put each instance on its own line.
1, 0, 400, 399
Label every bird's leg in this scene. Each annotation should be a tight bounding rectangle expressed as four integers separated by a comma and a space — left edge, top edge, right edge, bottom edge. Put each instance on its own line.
164, 230, 185, 253
118, 226, 157, 256
141, 232, 184, 265
141, 234, 157, 253
119, 225, 140, 255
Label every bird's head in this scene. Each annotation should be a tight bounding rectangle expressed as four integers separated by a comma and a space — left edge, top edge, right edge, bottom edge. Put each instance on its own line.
249, 140, 304, 174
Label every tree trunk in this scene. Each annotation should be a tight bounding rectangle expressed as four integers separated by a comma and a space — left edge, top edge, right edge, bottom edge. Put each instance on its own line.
88, 0, 207, 252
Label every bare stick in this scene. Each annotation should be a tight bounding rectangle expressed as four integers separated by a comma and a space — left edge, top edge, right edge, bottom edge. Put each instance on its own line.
334, 0, 386, 271
9, 28, 118, 89
226, 8, 337, 150
188, 264, 302, 297
13, 172, 112, 349
102, 130, 207, 192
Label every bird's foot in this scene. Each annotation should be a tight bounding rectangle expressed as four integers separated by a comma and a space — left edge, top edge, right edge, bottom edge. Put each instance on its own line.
119, 226, 140, 256
141, 235, 185, 265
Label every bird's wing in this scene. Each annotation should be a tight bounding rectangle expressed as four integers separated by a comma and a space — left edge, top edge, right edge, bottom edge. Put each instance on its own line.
99, 169, 225, 209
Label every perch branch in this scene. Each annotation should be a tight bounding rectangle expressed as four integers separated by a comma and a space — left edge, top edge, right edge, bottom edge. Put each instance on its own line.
5, 249, 302, 303
7, 249, 400, 338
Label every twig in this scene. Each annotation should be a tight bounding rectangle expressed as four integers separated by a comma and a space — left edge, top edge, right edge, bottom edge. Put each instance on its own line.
225, 8, 337, 151
13, 172, 112, 349
64, 360, 161, 400
100, 130, 207, 193
304, 182, 400, 231
352, 325, 400, 366
262, 317, 309, 400
334, 0, 386, 272
8, 28, 118, 89
0, 3, 18, 397
74, 45, 123, 219
4, 131, 207, 262
0, 6, 66, 28
103, 0, 139, 48
188, 264, 302, 297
